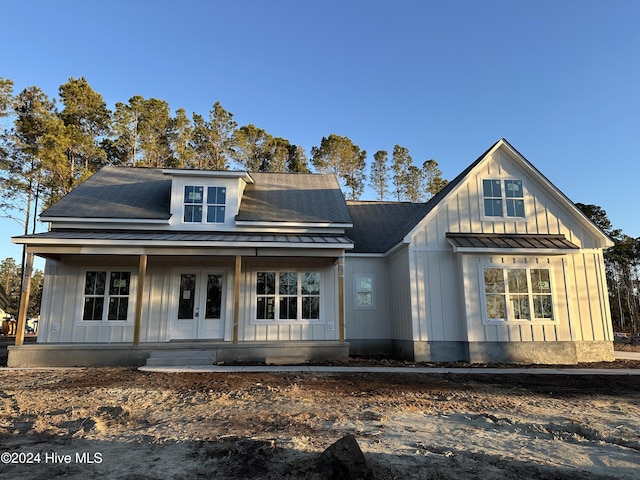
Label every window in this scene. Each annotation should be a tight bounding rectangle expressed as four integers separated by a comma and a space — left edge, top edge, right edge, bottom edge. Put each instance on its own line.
482, 179, 524, 218
183, 185, 226, 223
354, 275, 375, 308
83, 271, 132, 321
206, 186, 226, 223
482, 267, 554, 322
256, 271, 320, 322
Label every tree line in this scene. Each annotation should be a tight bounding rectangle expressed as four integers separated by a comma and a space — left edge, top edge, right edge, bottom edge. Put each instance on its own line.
577, 204, 640, 335
0, 76, 447, 228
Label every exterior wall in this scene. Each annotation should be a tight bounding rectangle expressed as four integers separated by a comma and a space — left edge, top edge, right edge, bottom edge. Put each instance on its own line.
388, 247, 413, 342
403, 147, 613, 361
411, 149, 605, 249
344, 256, 392, 355
459, 253, 612, 345
37, 255, 340, 345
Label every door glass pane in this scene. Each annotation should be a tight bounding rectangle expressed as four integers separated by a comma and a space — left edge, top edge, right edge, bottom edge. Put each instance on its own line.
205, 274, 222, 319
178, 274, 196, 319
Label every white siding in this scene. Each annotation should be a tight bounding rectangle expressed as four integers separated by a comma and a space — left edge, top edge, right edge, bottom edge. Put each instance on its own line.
37, 255, 340, 344
407, 147, 611, 346
344, 257, 390, 340
388, 247, 413, 341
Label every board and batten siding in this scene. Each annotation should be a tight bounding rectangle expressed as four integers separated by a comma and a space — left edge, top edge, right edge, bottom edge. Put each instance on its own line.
344, 257, 391, 340
236, 258, 339, 342
37, 256, 341, 344
405, 148, 612, 345
388, 247, 414, 341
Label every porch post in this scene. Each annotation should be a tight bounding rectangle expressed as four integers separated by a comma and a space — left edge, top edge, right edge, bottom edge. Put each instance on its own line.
14, 252, 34, 346
233, 255, 241, 343
133, 253, 147, 345
338, 255, 345, 342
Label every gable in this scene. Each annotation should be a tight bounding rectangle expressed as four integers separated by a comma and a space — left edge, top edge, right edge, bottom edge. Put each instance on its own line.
407, 139, 613, 250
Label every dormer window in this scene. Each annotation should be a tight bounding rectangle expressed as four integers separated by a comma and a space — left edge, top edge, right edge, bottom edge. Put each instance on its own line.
483, 179, 524, 218
183, 185, 226, 223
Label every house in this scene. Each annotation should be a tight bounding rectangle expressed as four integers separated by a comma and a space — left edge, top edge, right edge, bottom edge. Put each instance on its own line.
8, 139, 615, 366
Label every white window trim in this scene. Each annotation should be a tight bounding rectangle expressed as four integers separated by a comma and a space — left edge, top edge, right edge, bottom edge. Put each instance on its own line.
353, 274, 375, 309
251, 269, 324, 325
76, 268, 136, 325
479, 263, 557, 325
478, 176, 528, 221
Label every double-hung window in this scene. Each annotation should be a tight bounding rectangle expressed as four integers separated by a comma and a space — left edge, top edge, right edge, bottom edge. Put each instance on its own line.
256, 271, 321, 322
183, 185, 226, 223
482, 179, 524, 218
482, 267, 554, 322
83, 271, 132, 322
354, 274, 375, 308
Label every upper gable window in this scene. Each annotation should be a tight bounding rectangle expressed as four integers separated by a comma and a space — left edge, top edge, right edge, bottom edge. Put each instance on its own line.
183, 185, 226, 223
482, 179, 524, 218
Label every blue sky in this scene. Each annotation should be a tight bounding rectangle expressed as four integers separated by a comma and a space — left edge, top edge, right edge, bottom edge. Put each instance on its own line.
1, 0, 639, 266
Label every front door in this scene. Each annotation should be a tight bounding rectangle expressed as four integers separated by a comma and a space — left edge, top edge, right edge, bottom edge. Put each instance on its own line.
171, 271, 226, 339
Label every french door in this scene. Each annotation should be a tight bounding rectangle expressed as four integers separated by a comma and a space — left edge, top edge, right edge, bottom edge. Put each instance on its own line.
170, 270, 226, 339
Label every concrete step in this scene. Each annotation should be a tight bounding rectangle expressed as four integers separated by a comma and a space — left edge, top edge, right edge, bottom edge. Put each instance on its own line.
146, 349, 214, 366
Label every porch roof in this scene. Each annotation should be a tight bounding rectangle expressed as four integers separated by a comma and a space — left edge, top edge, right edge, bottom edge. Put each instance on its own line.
14, 230, 354, 249
446, 233, 580, 253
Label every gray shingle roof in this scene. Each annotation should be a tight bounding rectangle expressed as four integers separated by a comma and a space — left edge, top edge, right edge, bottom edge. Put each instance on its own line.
345, 202, 431, 253
41, 167, 171, 220
237, 172, 353, 224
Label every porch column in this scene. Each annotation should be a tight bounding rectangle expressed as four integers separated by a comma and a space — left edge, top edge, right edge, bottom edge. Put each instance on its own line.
232, 255, 241, 343
338, 255, 345, 342
14, 252, 34, 346
133, 253, 147, 345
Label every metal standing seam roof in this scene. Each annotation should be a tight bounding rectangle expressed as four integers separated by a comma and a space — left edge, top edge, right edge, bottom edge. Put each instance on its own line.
15, 230, 354, 247
446, 233, 579, 250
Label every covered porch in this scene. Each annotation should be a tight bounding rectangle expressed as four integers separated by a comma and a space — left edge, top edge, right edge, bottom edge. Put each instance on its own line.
9, 231, 352, 367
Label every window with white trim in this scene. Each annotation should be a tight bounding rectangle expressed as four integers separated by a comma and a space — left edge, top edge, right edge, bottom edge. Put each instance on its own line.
82, 271, 132, 321
482, 179, 525, 217
183, 185, 226, 223
482, 267, 554, 322
255, 271, 320, 322
354, 274, 375, 308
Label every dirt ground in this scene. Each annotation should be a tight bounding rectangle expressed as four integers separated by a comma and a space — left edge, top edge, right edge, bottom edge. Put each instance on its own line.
1, 356, 640, 480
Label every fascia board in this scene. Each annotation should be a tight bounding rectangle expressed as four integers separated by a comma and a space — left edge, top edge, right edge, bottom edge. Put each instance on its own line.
450, 246, 574, 255
235, 220, 353, 229
41, 217, 171, 224
162, 169, 253, 182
